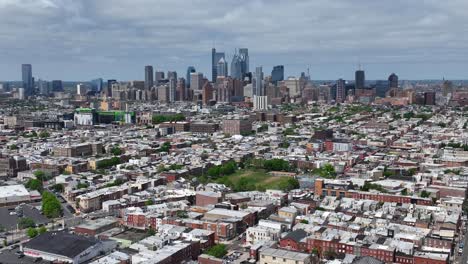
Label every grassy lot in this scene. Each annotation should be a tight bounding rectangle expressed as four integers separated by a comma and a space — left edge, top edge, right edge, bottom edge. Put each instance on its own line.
216, 169, 295, 191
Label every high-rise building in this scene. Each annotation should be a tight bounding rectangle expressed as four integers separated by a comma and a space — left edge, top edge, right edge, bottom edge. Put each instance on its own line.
157, 85, 169, 102
176, 78, 186, 101
21, 64, 33, 96
253, 67, 264, 96
271, 65, 284, 85
190, 73, 204, 91
375, 80, 389, 98
155, 71, 165, 85
388, 73, 398, 89
38, 79, 49, 95
355, 70, 365, 90
424, 92, 436, 105
76, 83, 87, 95
167, 71, 177, 81
211, 48, 225, 82
168, 77, 176, 102
186, 66, 196, 88
144, 65, 154, 90
239, 48, 249, 76
107, 79, 117, 97
336, 79, 346, 103
202, 82, 213, 105
91, 78, 103, 92
217, 57, 228, 78
51, 80, 63, 92
231, 53, 243, 80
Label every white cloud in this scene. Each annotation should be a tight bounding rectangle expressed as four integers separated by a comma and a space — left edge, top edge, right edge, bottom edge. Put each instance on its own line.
0, 0, 467, 80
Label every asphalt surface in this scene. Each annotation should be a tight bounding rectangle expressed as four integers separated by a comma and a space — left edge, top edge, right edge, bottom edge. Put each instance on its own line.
460, 232, 468, 264
0, 204, 49, 230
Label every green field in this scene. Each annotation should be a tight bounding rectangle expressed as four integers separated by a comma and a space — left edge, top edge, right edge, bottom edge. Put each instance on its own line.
216, 169, 298, 192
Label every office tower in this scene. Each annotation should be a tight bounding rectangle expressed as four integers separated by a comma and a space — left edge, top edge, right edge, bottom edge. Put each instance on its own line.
217, 57, 228, 78
144, 65, 154, 89
186, 66, 196, 88
167, 71, 177, 81
239, 48, 249, 75
91, 78, 103, 92
253, 95, 268, 110
355, 69, 365, 90
375, 80, 389, 98
211, 48, 225, 82
155, 71, 165, 85
76, 83, 87, 95
21, 64, 33, 96
388, 73, 398, 89
38, 79, 49, 95
107, 79, 117, 97
18, 88, 25, 100
51, 80, 63, 92
190, 72, 204, 90
230, 53, 243, 80
176, 78, 186, 101
253, 67, 264, 96
336, 79, 345, 103
442, 80, 453, 96
424, 92, 436, 105
271, 65, 284, 85
168, 77, 176, 102
157, 85, 169, 102
202, 82, 213, 105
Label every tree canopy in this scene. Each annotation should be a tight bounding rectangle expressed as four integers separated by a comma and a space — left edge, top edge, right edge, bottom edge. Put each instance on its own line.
42, 191, 62, 218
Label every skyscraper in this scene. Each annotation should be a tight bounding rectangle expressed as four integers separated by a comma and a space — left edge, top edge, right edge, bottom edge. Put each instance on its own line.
336, 79, 346, 103
239, 48, 249, 76
190, 72, 204, 91
186, 66, 196, 88
375, 80, 389, 98
107, 79, 117, 97
217, 57, 228, 78
211, 48, 225, 82
155, 71, 165, 85
144, 65, 154, 90
388, 73, 398, 89
51, 80, 63, 92
176, 78, 186, 101
355, 69, 365, 90
168, 77, 176, 102
253, 67, 264, 96
21, 64, 33, 96
167, 71, 177, 81
271, 65, 284, 85
91, 78, 103, 92
230, 53, 243, 80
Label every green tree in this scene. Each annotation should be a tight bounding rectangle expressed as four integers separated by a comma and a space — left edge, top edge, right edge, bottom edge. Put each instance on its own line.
401, 188, 408, 195
147, 227, 156, 236
39, 130, 50, 138
38, 226, 47, 234
42, 191, 62, 218
33, 170, 47, 181
27, 227, 38, 238
176, 210, 188, 218
25, 179, 43, 191
110, 146, 123, 156
278, 177, 300, 191
158, 142, 171, 153
51, 183, 64, 193
300, 219, 309, 224
18, 218, 35, 229
420, 190, 431, 198
205, 244, 228, 258
145, 200, 154, 206
77, 182, 89, 189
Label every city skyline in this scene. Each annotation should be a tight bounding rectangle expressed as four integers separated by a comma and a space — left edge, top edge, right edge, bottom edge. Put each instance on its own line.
1, 0, 468, 80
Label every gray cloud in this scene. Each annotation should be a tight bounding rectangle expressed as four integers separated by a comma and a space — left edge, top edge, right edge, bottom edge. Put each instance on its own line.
0, 0, 467, 80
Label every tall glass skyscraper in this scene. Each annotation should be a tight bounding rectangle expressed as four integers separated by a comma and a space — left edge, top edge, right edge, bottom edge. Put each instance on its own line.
21, 64, 33, 95
388, 73, 399, 89
253, 66, 264, 96
231, 54, 242, 80
211, 48, 225, 82
144, 65, 154, 90
91, 78, 103, 92
186, 66, 196, 88
271, 65, 284, 85
355, 70, 365, 90
239, 48, 249, 76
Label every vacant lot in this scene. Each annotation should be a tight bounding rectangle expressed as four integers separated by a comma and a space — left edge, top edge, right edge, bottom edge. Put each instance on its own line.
216, 169, 293, 191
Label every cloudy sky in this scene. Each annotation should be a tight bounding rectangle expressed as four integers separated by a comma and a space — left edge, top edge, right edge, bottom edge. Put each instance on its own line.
1, 0, 468, 81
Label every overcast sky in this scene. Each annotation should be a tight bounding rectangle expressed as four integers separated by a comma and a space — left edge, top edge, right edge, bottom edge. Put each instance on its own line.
1, 0, 468, 81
